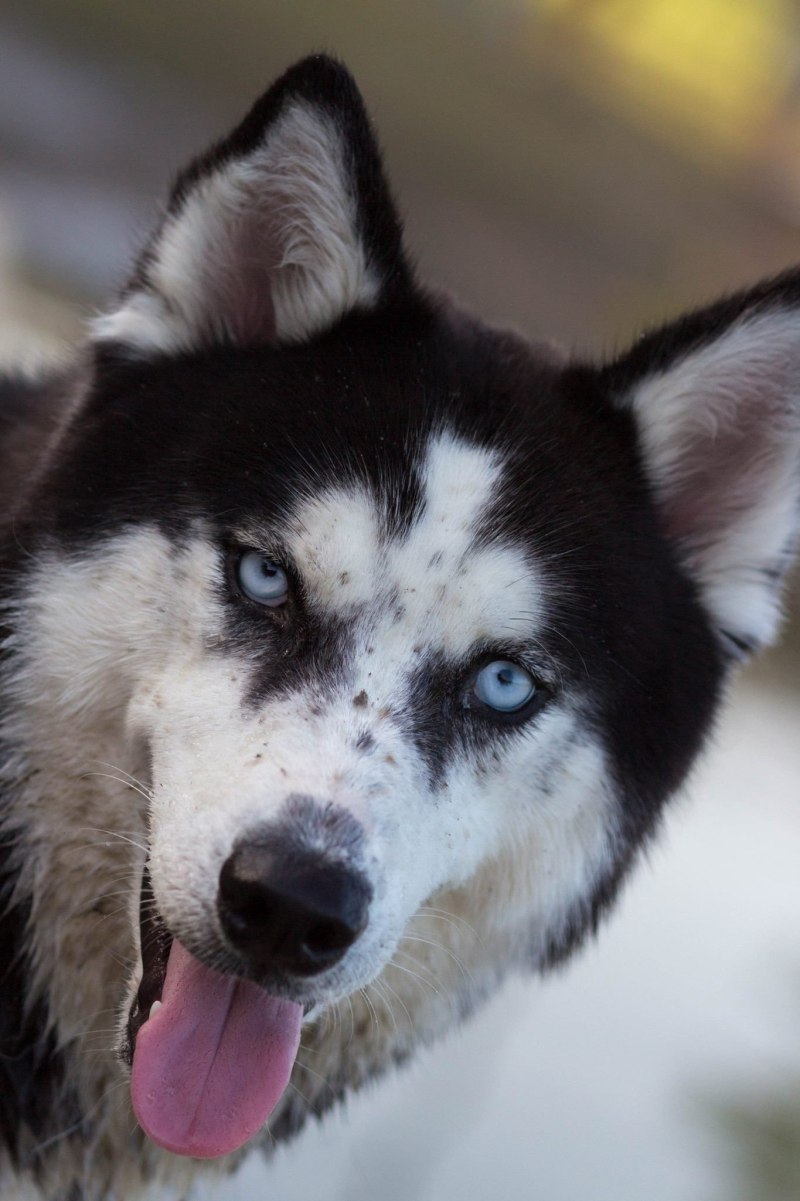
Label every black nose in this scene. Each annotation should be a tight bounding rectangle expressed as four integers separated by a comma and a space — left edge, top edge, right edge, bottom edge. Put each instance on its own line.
218, 839, 372, 977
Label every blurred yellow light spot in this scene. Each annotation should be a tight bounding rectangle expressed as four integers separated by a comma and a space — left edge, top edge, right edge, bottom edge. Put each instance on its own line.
533, 0, 795, 158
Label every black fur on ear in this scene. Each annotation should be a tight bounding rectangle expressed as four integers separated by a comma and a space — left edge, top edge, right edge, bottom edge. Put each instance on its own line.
94, 55, 412, 355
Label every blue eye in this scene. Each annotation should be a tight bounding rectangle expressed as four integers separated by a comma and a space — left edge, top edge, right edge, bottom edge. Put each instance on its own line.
236, 551, 289, 606
472, 660, 536, 713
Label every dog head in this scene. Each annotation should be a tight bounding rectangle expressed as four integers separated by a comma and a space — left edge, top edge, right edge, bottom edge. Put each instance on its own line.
13, 56, 800, 1160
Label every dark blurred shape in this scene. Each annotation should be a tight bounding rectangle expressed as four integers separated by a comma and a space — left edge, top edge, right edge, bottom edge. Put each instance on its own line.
708, 1074, 800, 1200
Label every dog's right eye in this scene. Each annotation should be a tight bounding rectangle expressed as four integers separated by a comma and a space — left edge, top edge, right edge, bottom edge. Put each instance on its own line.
235, 551, 289, 606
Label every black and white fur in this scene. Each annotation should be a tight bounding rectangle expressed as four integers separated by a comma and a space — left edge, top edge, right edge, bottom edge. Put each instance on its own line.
1, 55, 798, 1201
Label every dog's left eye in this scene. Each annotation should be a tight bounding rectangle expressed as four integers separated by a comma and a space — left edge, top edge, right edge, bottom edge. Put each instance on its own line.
471, 660, 536, 712
235, 551, 289, 606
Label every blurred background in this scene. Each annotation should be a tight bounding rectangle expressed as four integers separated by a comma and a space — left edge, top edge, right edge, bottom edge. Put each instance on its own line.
1, 2, 799, 1198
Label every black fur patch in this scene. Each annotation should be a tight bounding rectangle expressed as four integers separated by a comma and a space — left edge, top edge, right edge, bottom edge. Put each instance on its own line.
0, 822, 81, 1168
598, 266, 800, 394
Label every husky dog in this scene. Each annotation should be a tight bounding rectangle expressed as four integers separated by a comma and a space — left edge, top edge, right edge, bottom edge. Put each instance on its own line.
1, 54, 799, 1201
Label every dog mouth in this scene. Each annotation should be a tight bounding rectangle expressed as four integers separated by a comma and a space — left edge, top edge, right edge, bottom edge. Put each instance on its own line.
124, 868, 303, 1160
125, 869, 173, 1055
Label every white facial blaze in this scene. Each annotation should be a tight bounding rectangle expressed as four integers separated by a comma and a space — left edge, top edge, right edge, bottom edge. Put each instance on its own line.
283, 433, 543, 657
10, 436, 615, 1031
386, 433, 539, 656
285, 487, 382, 610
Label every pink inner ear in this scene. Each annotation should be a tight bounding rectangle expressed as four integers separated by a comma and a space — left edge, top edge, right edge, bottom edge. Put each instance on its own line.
624, 306, 800, 651
213, 216, 279, 347
662, 381, 788, 553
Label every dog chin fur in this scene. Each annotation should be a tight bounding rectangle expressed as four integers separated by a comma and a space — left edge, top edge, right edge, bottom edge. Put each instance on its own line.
1, 54, 799, 1201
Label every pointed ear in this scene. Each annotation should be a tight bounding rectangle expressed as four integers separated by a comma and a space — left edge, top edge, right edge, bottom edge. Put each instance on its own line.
93, 56, 410, 353
604, 276, 800, 659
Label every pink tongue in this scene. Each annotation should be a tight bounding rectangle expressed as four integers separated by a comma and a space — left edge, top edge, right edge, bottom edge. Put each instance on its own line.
131, 939, 302, 1159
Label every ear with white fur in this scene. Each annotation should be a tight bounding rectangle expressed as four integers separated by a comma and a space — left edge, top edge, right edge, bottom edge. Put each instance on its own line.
604, 276, 800, 659
93, 56, 410, 354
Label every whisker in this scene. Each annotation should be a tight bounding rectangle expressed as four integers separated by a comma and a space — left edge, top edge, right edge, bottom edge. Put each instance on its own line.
386, 957, 442, 997
344, 994, 355, 1047
359, 985, 379, 1034
416, 905, 483, 945
292, 1057, 332, 1093
76, 826, 148, 855
287, 1079, 323, 1120
367, 978, 400, 1037
28, 1077, 131, 1158
400, 933, 474, 984
94, 761, 152, 795
376, 976, 414, 1031
80, 769, 152, 805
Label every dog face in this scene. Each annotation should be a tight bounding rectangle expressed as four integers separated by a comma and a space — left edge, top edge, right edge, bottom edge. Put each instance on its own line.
7, 55, 800, 1168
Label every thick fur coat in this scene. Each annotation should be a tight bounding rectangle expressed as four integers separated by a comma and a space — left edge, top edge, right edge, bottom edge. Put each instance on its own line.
1, 56, 799, 1201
